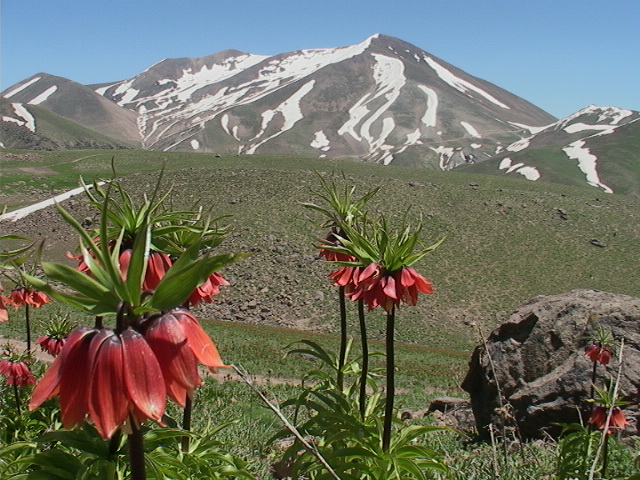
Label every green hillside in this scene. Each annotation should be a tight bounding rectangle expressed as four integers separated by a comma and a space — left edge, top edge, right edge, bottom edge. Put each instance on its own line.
0, 98, 134, 150
1, 150, 639, 351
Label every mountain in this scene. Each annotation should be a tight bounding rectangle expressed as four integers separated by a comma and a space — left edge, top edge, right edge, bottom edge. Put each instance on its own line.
0, 97, 135, 150
2, 35, 553, 162
2, 34, 637, 194
457, 105, 640, 195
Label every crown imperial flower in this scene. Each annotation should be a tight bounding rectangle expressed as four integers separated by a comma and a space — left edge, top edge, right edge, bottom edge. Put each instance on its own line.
142, 308, 226, 406
6, 287, 51, 308
30, 326, 167, 439
588, 406, 629, 434
584, 344, 612, 365
0, 358, 36, 386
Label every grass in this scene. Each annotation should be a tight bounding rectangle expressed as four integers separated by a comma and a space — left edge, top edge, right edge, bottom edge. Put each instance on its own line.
2, 149, 639, 351
1, 149, 639, 478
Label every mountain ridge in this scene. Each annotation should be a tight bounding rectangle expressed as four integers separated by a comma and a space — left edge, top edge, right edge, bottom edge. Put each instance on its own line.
2, 34, 638, 194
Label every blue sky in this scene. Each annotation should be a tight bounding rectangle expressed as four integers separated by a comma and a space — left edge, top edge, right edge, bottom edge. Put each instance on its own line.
1, 0, 638, 118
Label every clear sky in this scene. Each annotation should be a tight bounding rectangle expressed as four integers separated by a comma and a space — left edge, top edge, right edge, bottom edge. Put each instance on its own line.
1, 0, 638, 119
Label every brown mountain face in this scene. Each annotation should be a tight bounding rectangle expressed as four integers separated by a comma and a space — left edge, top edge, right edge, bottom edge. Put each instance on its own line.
3, 34, 637, 195
2, 35, 555, 168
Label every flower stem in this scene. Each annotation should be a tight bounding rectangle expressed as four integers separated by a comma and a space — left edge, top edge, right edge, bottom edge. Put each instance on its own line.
127, 417, 146, 480
181, 395, 193, 452
358, 299, 368, 419
337, 286, 347, 391
25, 304, 31, 353
13, 383, 21, 415
382, 305, 396, 452
590, 360, 597, 400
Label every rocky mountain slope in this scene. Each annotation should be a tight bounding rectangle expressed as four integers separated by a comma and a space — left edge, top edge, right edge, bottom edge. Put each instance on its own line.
458, 105, 640, 195
2, 34, 638, 194
3, 35, 554, 165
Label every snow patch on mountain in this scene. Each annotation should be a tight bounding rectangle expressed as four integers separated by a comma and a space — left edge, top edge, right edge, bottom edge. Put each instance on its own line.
507, 137, 532, 152
417, 85, 438, 127
338, 53, 406, 160
498, 157, 540, 181
508, 122, 549, 134
29, 86, 58, 105
423, 56, 510, 109
3, 77, 41, 98
431, 146, 455, 170
563, 123, 617, 134
12, 104, 35, 132
190, 139, 200, 150
244, 80, 315, 154
562, 140, 612, 193
311, 130, 330, 151
460, 121, 481, 138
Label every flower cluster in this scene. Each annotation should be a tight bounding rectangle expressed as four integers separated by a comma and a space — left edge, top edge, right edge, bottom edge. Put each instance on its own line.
4, 287, 50, 309
588, 406, 629, 434
0, 350, 36, 387
0, 289, 8, 322
584, 343, 612, 365
30, 308, 224, 439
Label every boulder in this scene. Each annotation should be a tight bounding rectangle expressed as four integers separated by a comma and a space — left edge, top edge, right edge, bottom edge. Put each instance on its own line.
462, 289, 640, 439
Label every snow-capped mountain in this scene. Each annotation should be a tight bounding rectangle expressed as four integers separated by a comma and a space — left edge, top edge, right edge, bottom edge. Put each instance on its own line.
459, 105, 640, 195
2, 34, 554, 167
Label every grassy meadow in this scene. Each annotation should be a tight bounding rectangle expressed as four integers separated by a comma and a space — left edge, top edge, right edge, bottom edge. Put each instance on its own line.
1, 149, 639, 478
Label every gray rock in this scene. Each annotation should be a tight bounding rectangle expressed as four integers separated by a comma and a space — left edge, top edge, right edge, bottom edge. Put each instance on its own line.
462, 289, 640, 439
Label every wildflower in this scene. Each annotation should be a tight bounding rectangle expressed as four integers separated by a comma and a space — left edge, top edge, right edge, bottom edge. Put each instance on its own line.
36, 334, 66, 356
0, 358, 36, 386
36, 314, 75, 357
186, 272, 229, 306
585, 344, 612, 365
588, 406, 629, 434
143, 251, 173, 290
0, 292, 8, 322
142, 308, 226, 406
327, 265, 362, 293
7, 287, 51, 308
347, 263, 434, 312
30, 326, 166, 439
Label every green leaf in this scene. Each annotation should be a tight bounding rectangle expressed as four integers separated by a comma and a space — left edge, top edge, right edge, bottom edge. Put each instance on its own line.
151, 248, 248, 311
125, 222, 150, 305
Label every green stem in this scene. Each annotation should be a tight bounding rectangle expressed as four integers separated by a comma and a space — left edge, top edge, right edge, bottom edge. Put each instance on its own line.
181, 395, 193, 452
337, 286, 347, 391
602, 433, 609, 478
13, 383, 21, 415
25, 304, 31, 353
127, 418, 146, 480
358, 299, 368, 419
382, 305, 396, 452
590, 361, 597, 400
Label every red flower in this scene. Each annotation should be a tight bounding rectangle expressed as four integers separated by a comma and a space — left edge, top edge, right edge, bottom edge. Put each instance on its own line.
7, 287, 51, 308
143, 252, 173, 290
0, 359, 36, 386
585, 344, 611, 365
328, 265, 362, 293
142, 308, 226, 406
588, 406, 629, 434
394, 267, 434, 306
36, 334, 66, 356
0, 294, 8, 322
346, 264, 434, 312
186, 272, 229, 306
30, 326, 166, 439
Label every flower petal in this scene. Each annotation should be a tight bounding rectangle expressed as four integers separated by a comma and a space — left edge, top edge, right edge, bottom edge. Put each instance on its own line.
88, 331, 129, 439
120, 329, 166, 422
172, 309, 226, 370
